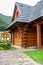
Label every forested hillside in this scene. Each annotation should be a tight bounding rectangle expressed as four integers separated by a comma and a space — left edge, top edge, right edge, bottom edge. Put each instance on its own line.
0, 14, 12, 31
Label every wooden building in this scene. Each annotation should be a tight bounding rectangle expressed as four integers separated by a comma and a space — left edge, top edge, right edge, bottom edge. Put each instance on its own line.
6, 1, 43, 49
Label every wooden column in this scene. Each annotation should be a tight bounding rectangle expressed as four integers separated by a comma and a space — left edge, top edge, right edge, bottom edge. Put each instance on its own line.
37, 24, 41, 49
13, 31, 14, 45
11, 32, 12, 44
11, 32, 14, 45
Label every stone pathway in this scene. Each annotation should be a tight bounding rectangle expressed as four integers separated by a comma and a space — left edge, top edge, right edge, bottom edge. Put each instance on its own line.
0, 50, 41, 65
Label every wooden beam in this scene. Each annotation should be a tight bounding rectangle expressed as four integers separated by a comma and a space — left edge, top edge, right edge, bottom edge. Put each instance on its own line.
11, 32, 13, 45
11, 33, 12, 44
37, 24, 41, 49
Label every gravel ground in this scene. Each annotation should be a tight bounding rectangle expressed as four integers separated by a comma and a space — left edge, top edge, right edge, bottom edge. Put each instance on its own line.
0, 50, 34, 65
0, 49, 42, 65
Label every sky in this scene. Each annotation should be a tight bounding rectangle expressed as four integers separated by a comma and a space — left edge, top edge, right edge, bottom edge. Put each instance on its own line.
0, 0, 41, 16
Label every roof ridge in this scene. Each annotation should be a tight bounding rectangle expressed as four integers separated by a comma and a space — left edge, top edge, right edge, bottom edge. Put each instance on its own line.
35, 0, 42, 6
16, 2, 32, 7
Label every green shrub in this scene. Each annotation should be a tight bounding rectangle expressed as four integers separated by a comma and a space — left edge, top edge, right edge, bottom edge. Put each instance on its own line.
0, 47, 4, 50
5, 43, 11, 50
0, 43, 5, 47
0, 40, 10, 44
0, 41, 16, 50
0, 43, 11, 50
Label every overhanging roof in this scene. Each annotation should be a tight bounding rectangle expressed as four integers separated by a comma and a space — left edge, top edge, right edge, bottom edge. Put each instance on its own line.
6, 0, 43, 29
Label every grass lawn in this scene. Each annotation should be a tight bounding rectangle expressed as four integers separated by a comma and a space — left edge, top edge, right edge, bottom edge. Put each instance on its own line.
24, 50, 43, 64
0, 31, 4, 34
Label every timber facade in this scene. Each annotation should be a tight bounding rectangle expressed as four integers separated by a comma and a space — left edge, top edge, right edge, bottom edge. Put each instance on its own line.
11, 23, 37, 47
6, 1, 43, 49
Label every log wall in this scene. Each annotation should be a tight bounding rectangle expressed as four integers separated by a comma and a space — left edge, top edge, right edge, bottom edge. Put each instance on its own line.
13, 27, 22, 46
22, 27, 37, 47
27, 29, 37, 47
11, 32, 14, 44
11, 23, 37, 47
41, 25, 43, 45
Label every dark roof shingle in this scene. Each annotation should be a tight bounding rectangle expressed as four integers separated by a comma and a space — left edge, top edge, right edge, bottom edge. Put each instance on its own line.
6, 0, 43, 29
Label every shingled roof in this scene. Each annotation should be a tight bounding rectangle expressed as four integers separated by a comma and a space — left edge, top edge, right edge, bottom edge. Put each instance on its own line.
30, 0, 43, 21
6, 0, 43, 29
15, 2, 33, 22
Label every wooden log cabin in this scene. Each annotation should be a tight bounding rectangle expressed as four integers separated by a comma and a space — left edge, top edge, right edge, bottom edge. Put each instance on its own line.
6, 0, 43, 49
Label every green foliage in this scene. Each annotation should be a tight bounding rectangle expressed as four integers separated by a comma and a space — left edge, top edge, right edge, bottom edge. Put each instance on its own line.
10, 46, 17, 50
0, 14, 12, 31
0, 40, 17, 50
24, 50, 43, 64
0, 43, 11, 50
6, 43, 11, 50
0, 40, 10, 44
0, 47, 4, 50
